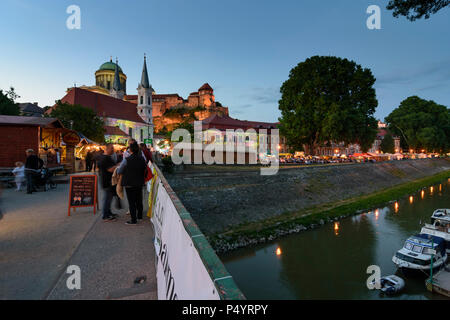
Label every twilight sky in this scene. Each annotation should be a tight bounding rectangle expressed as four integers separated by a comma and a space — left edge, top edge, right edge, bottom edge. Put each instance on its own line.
1, 0, 449, 122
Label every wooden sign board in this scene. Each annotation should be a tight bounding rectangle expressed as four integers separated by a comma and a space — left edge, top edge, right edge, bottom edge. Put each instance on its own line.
68, 175, 98, 216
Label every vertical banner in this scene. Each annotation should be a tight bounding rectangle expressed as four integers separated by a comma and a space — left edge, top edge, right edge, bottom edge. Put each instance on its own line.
148, 164, 220, 300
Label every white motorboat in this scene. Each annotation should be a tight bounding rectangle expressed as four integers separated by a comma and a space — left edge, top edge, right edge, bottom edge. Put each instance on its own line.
421, 213, 450, 254
392, 234, 447, 273
431, 209, 450, 223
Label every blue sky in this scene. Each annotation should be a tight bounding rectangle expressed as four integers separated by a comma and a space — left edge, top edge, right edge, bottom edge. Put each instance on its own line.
0, 0, 449, 122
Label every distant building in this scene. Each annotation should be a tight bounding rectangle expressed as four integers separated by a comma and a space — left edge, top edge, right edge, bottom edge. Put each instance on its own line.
198, 114, 286, 155
74, 57, 229, 140
18, 102, 44, 117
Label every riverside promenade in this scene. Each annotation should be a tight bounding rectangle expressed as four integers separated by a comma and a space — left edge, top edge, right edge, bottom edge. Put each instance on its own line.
0, 176, 157, 300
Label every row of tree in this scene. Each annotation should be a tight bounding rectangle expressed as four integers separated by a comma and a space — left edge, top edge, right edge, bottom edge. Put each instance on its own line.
278, 56, 449, 154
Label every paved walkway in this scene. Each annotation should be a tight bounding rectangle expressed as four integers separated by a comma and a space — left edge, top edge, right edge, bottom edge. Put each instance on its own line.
0, 175, 157, 300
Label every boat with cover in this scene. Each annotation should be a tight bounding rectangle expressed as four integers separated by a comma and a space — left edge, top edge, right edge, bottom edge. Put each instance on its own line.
392, 234, 447, 273
371, 275, 405, 295
421, 212, 450, 254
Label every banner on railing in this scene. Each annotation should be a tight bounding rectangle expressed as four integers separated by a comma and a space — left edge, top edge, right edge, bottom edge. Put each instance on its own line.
148, 164, 220, 300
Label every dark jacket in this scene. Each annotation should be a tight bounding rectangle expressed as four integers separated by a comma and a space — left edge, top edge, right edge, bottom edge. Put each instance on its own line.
25, 154, 43, 170
121, 153, 147, 187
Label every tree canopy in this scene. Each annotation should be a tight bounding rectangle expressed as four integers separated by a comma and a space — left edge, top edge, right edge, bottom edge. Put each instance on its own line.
48, 101, 105, 143
278, 56, 378, 154
380, 132, 395, 154
386, 0, 449, 21
0, 87, 20, 116
385, 96, 450, 153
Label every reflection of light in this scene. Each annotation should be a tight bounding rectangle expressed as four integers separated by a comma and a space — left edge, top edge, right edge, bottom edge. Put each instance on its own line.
421, 190, 425, 199
375, 209, 379, 220
430, 186, 434, 194
439, 184, 442, 192
394, 202, 399, 213
409, 196, 414, 204
276, 247, 282, 256
334, 222, 339, 235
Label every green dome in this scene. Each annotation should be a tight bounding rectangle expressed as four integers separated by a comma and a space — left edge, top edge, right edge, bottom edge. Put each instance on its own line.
98, 60, 123, 73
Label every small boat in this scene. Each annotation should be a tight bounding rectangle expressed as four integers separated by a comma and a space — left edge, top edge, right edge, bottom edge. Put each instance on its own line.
392, 234, 447, 274
379, 275, 405, 295
431, 209, 450, 224
421, 212, 450, 254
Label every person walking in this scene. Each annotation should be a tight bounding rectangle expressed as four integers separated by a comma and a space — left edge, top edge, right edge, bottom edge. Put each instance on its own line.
118, 142, 147, 225
12, 162, 25, 191
24, 149, 43, 194
97, 144, 119, 221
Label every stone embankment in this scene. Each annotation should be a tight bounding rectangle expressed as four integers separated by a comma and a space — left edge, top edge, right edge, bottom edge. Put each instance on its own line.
166, 159, 450, 252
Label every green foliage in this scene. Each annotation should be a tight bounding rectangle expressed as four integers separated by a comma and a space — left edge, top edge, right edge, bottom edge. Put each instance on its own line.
48, 101, 105, 143
385, 96, 450, 153
380, 133, 395, 153
386, 0, 449, 21
162, 156, 175, 173
278, 56, 378, 154
163, 105, 206, 120
0, 87, 20, 115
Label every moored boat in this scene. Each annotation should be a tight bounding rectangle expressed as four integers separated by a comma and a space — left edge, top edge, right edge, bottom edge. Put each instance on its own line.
392, 234, 447, 274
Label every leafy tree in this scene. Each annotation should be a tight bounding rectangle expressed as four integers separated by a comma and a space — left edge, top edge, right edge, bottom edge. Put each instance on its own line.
48, 101, 105, 143
0, 87, 20, 115
278, 56, 378, 155
387, 0, 449, 21
380, 133, 395, 153
385, 96, 450, 153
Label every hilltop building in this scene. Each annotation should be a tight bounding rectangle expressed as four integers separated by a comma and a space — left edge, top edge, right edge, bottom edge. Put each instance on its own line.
58, 57, 229, 145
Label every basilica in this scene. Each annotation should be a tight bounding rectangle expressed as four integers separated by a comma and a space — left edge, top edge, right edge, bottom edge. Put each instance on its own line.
55, 56, 229, 144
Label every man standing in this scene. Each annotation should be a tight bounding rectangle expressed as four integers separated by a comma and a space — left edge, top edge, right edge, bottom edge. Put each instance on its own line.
85, 151, 93, 172
25, 149, 42, 194
97, 144, 118, 221
118, 142, 147, 225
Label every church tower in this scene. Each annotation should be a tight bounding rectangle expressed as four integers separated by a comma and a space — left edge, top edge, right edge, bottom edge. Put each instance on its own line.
110, 58, 125, 99
137, 54, 154, 143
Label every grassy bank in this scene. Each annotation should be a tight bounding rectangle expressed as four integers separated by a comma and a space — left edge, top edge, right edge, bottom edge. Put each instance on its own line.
210, 169, 450, 252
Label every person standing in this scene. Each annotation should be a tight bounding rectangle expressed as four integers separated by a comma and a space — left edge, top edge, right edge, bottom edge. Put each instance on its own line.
25, 149, 42, 194
118, 142, 147, 225
140, 143, 153, 164
85, 151, 93, 172
97, 144, 118, 221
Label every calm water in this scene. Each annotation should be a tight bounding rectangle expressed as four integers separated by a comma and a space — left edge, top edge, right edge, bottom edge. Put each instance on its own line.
221, 179, 450, 299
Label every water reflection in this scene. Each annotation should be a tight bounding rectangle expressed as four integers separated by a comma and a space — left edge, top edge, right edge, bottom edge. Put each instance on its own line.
221, 181, 450, 300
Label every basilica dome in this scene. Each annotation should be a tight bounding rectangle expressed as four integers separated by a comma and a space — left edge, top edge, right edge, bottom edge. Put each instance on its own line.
98, 60, 123, 73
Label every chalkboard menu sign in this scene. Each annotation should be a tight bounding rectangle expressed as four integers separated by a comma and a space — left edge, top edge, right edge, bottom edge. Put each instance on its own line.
68, 175, 98, 216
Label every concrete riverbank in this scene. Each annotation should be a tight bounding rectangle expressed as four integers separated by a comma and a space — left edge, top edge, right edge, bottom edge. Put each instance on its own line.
167, 159, 450, 252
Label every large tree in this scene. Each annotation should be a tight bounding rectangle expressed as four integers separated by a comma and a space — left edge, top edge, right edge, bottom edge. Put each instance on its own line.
380, 132, 395, 153
0, 87, 20, 115
387, 0, 449, 21
48, 101, 105, 143
278, 56, 378, 155
385, 96, 450, 153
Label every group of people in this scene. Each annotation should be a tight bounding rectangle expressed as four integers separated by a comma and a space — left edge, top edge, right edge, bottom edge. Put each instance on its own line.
12, 149, 44, 194
97, 140, 153, 225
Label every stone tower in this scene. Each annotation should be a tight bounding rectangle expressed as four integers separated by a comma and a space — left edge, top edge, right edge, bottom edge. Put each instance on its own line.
137, 54, 154, 143
110, 58, 125, 99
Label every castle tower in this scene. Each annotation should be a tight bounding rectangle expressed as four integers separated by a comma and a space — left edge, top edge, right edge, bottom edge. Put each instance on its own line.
110, 58, 125, 99
137, 54, 154, 143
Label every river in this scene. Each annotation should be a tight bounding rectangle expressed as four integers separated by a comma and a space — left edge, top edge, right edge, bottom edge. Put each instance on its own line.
221, 179, 450, 299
